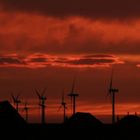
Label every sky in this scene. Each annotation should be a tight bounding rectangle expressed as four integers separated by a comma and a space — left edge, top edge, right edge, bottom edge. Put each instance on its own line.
0, 0, 140, 123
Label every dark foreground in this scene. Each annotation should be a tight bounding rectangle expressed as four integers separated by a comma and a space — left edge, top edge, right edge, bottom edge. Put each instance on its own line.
0, 101, 139, 139
0, 123, 140, 140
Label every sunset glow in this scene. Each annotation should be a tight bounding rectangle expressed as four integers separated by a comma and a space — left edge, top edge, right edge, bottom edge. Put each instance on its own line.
0, 0, 140, 123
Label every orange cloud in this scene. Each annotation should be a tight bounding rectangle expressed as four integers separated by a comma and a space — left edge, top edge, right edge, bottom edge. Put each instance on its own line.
0, 12, 140, 55
0, 53, 124, 68
137, 64, 140, 68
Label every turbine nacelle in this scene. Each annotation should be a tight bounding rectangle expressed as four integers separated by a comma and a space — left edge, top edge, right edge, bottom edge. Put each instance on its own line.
35, 88, 47, 101
61, 102, 66, 106
68, 93, 79, 97
109, 88, 119, 93
40, 96, 47, 100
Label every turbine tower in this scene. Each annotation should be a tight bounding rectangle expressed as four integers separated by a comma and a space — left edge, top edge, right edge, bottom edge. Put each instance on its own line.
35, 88, 47, 124
58, 90, 67, 123
68, 78, 79, 115
23, 102, 29, 122
108, 70, 119, 124
11, 93, 21, 112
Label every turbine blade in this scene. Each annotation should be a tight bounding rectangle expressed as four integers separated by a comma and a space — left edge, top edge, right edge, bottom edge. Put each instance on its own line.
57, 106, 62, 112
35, 89, 41, 99
11, 93, 16, 102
71, 96, 73, 104
110, 69, 114, 89
25, 102, 27, 107
16, 93, 21, 100
108, 69, 114, 95
70, 95, 73, 112
62, 90, 65, 102
71, 77, 76, 93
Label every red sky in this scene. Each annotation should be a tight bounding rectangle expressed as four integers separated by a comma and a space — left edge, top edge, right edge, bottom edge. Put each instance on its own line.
0, 0, 140, 123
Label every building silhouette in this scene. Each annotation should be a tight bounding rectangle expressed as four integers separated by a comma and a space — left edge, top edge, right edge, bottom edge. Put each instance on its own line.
65, 112, 102, 127
0, 100, 26, 125
117, 115, 140, 126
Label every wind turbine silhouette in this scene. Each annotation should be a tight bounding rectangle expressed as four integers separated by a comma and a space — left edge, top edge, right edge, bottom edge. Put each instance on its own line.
11, 93, 21, 112
23, 102, 29, 122
68, 78, 79, 115
108, 69, 119, 124
58, 90, 67, 123
35, 88, 47, 124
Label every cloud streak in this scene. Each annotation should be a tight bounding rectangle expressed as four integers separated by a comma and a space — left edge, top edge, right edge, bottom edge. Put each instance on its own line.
0, 53, 124, 68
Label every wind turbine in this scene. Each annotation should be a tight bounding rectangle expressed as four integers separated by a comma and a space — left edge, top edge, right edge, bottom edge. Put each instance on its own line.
23, 102, 29, 122
68, 78, 79, 115
108, 69, 119, 124
35, 88, 47, 124
58, 90, 67, 123
11, 93, 21, 112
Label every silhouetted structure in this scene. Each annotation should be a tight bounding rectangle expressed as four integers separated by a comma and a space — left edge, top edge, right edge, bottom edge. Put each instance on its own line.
117, 115, 140, 126
35, 88, 47, 124
23, 102, 29, 122
11, 93, 21, 112
58, 90, 67, 123
117, 115, 120, 122
0, 101, 26, 125
108, 70, 119, 124
65, 112, 102, 127
68, 78, 79, 115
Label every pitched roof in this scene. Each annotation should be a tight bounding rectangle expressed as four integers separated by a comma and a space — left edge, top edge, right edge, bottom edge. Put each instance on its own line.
0, 100, 26, 125
65, 112, 102, 126
117, 115, 140, 126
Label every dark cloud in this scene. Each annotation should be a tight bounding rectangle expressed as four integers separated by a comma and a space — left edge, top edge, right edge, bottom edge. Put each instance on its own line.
0, 0, 140, 19
57, 58, 114, 65
53, 55, 123, 67
0, 53, 123, 68
0, 55, 24, 64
